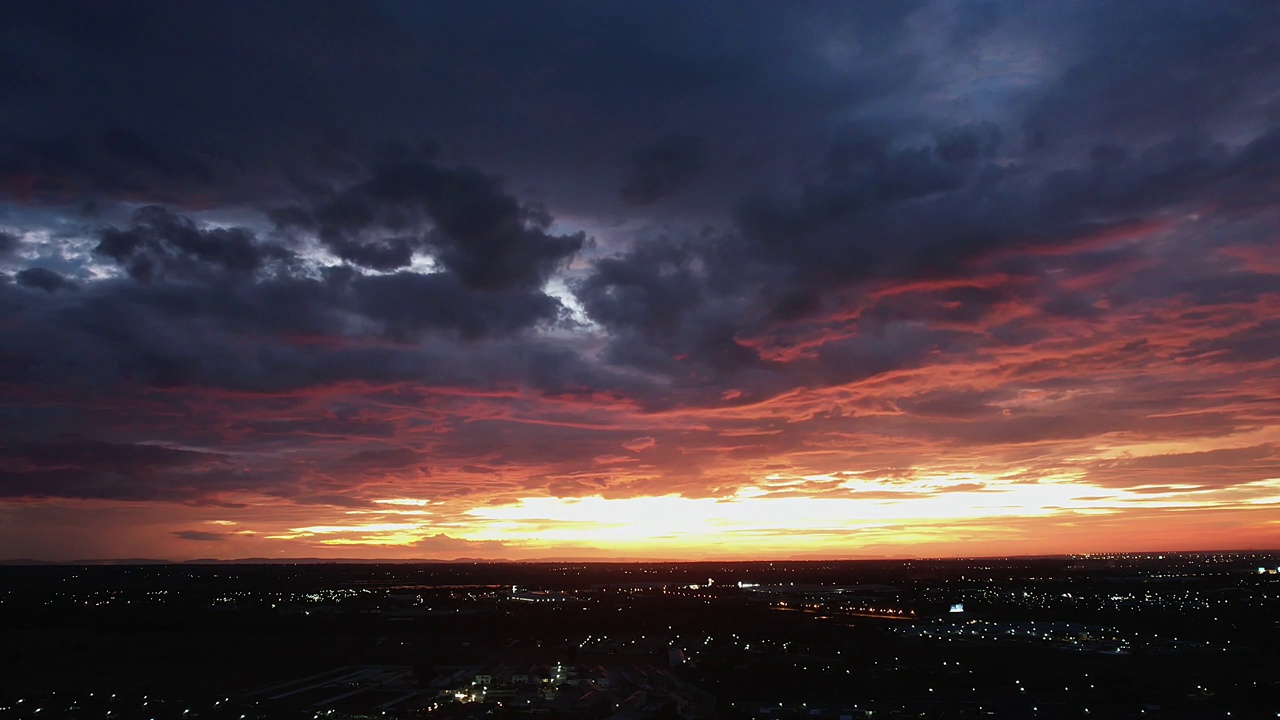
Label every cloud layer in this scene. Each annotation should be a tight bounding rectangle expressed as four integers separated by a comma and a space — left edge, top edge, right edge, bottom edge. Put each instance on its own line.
1, 0, 1278, 560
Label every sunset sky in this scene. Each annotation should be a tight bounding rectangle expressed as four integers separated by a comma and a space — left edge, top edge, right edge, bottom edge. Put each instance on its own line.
2, 1, 1280, 561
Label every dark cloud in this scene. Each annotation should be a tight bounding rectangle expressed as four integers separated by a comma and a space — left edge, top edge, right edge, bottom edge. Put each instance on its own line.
361, 161, 585, 288
94, 205, 292, 282
729, 131, 1251, 316
619, 135, 706, 206
933, 123, 1002, 165
288, 494, 375, 509
338, 447, 432, 473
570, 116, 1280, 403
0, 2, 879, 208
1021, 1, 1280, 148
0, 231, 19, 255
895, 388, 1002, 420
15, 267, 73, 293
348, 271, 567, 340
0, 440, 229, 501
576, 237, 714, 349
172, 530, 227, 542
3, 439, 212, 473
1187, 320, 1280, 363
271, 158, 585, 284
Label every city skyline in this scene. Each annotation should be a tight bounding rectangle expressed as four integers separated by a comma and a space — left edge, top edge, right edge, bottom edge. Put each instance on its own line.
2, 1, 1280, 561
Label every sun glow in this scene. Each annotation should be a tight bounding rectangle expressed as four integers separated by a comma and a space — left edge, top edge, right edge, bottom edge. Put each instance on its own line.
250, 474, 1280, 555
454, 477, 1280, 551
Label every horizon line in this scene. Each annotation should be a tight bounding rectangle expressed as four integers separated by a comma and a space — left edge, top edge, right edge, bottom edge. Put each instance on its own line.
4, 547, 1278, 567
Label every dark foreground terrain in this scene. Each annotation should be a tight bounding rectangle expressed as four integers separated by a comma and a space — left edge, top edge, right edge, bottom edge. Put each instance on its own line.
1, 553, 1278, 719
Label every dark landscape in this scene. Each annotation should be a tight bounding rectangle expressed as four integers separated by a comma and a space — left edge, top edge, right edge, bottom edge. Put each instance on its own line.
2, 553, 1278, 719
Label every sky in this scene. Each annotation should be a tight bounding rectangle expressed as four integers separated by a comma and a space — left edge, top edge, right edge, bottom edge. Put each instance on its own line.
2, 0, 1280, 562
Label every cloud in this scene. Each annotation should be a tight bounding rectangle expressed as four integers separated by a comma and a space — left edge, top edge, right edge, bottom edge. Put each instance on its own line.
1085, 445, 1280, 490
619, 135, 706, 206
3, 440, 213, 473
1186, 320, 1280, 364
172, 530, 227, 542
0, 440, 233, 502
413, 533, 507, 557
623, 436, 656, 452
0, 1, 1279, 559
15, 267, 74, 293
339, 447, 432, 473
94, 205, 292, 282
1020, 2, 1280, 148
289, 494, 376, 509
347, 271, 567, 340
271, 158, 585, 287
